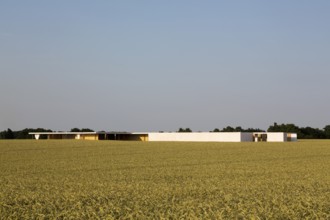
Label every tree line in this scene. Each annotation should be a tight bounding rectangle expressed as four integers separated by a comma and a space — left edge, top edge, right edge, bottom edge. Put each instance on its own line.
178, 126, 264, 133
178, 123, 330, 139
0, 128, 94, 139
267, 123, 330, 139
1, 124, 330, 139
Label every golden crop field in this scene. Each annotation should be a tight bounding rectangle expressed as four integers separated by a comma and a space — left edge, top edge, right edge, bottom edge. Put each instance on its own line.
0, 140, 329, 219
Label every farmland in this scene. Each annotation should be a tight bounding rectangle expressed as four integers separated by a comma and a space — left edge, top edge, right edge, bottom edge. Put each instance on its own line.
0, 140, 329, 219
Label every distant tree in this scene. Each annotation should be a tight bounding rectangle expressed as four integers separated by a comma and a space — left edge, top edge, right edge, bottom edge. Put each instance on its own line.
7, 129, 15, 139
0, 130, 6, 139
268, 122, 300, 133
15, 128, 32, 139
81, 128, 94, 132
0, 128, 15, 139
16, 128, 52, 139
214, 126, 264, 132
300, 127, 325, 139
221, 126, 235, 132
234, 126, 243, 132
266, 122, 327, 139
267, 122, 279, 132
70, 128, 94, 132
178, 128, 192, 132
324, 125, 330, 139
244, 128, 265, 132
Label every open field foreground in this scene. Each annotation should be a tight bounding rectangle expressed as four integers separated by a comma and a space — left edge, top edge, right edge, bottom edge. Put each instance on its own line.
0, 140, 329, 219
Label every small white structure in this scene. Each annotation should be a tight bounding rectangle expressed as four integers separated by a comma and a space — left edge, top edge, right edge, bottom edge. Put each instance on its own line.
288, 133, 298, 142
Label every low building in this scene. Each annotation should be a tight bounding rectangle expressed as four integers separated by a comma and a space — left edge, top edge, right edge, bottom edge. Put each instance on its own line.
29, 131, 297, 142
29, 132, 133, 141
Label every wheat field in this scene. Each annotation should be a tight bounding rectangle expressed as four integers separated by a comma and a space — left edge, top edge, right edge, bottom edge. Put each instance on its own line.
0, 140, 329, 219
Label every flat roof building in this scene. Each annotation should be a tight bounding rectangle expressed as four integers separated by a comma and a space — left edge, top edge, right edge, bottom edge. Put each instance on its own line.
29, 132, 297, 142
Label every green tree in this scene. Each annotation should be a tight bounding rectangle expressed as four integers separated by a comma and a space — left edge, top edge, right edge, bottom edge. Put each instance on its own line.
1, 128, 15, 139
266, 122, 328, 139
70, 128, 94, 132
245, 128, 264, 132
81, 128, 94, 132
300, 127, 325, 139
234, 126, 243, 132
324, 125, 330, 139
268, 122, 300, 133
221, 126, 235, 132
178, 128, 192, 132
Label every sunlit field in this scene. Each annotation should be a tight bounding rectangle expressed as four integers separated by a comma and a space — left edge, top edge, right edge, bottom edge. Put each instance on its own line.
0, 140, 329, 219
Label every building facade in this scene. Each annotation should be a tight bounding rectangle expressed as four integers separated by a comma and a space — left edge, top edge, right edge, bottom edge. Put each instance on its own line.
29, 132, 297, 142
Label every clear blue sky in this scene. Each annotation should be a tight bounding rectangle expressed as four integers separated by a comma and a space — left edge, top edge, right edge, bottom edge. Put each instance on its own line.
1, 1, 329, 132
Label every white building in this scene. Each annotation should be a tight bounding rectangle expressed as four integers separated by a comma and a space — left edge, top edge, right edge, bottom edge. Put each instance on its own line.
29, 132, 297, 142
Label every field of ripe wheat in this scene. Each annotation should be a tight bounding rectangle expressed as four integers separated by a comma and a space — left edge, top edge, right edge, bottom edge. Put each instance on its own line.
0, 140, 329, 219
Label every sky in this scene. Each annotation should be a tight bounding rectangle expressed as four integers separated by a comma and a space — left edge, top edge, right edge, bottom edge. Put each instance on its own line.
0, 1, 329, 132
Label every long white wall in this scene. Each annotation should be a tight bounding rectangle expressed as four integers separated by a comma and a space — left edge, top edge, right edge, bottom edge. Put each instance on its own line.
147, 132, 252, 142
